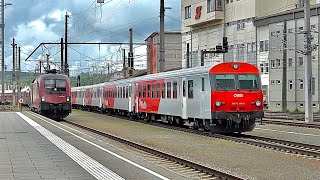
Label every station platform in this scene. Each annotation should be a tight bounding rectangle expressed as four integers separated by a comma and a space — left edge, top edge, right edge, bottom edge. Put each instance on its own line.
0, 112, 185, 180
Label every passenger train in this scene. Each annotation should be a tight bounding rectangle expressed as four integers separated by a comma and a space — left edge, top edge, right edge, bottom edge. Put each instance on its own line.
71, 62, 264, 133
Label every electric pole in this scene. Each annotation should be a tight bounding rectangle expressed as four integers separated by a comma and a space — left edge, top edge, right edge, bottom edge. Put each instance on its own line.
65, 12, 69, 77
46, 54, 50, 71
129, 28, 133, 76
17, 46, 20, 100
11, 37, 16, 106
61, 38, 63, 74
304, 0, 313, 123
159, 0, 165, 72
123, 48, 126, 78
282, 19, 287, 112
1, 0, 4, 106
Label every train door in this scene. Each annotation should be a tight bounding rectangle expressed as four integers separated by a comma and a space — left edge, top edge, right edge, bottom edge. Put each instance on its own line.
181, 78, 187, 119
135, 83, 139, 113
200, 77, 205, 119
128, 84, 132, 112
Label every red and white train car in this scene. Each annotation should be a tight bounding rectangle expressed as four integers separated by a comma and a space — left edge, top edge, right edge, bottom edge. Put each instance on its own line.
72, 62, 264, 133
21, 86, 31, 106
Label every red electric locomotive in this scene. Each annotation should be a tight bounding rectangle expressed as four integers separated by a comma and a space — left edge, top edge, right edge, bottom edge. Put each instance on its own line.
30, 70, 71, 119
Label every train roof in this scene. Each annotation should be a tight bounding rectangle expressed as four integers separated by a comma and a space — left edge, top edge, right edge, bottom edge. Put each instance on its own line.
72, 62, 259, 90
37, 73, 69, 80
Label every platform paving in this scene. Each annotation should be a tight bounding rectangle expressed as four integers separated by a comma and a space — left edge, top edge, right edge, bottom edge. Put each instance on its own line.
0, 112, 96, 179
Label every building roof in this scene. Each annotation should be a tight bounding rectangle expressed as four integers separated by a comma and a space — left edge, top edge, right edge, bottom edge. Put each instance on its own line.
254, 4, 320, 27
144, 31, 181, 41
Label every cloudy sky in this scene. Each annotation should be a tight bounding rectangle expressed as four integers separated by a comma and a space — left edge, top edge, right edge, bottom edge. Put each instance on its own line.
4, 0, 181, 76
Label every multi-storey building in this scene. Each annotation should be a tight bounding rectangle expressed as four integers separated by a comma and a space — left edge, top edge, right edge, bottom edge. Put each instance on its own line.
255, 4, 320, 112
145, 31, 182, 74
181, 0, 316, 110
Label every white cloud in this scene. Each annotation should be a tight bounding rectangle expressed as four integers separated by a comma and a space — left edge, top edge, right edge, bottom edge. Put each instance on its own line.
48, 9, 66, 22
15, 18, 59, 46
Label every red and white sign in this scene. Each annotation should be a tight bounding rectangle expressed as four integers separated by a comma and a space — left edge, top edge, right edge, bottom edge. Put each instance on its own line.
195, 6, 202, 20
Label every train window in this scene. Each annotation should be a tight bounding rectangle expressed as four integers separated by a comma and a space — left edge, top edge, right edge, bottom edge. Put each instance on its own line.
183, 81, 186, 97
201, 78, 205, 91
162, 83, 166, 98
215, 75, 236, 90
156, 83, 160, 98
147, 84, 151, 98
152, 84, 155, 98
138, 85, 141, 97
173, 81, 177, 99
142, 85, 146, 98
238, 74, 260, 90
188, 80, 193, 99
167, 82, 171, 98
117, 87, 119, 98
126, 86, 129, 98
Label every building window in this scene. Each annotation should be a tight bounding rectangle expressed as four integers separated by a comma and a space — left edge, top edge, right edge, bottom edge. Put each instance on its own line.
271, 60, 275, 68
252, 42, 256, 52
216, 0, 222, 10
271, 80, 275, 85
299, 27, 303, 31
276, 59, 281, 67
277, 103, 281, 107
311, 24, 316, 30
226, 0, 229, 3
185, 6, 191, 19
289, 80, 293, 90
265, 40, 269, 51
188, 80, 194, 99
260, 41, 264, 52
299, 57, 303, 66
299, 79, 304, 90
247, 43, 252, 53
288, 58, 293, 67
260, 64, 264, 73
237, 23, 241, 31
313, 103, 317, 108
277, 80, 281, 85
288, 28, 293, 33
207, 0, 214, 12
299, 103, 304, 108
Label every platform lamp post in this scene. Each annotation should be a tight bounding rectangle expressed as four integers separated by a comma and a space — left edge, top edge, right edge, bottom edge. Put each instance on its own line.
1, 1, 11, 108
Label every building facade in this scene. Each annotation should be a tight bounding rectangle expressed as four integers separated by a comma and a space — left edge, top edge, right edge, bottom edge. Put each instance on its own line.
145, 32, 182, 74
255, 4, 320, 112
181, 0, 316, 110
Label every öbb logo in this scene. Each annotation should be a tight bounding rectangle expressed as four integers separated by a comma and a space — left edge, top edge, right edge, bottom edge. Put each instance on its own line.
233, 94, 244, 98
139, 99, 147, 109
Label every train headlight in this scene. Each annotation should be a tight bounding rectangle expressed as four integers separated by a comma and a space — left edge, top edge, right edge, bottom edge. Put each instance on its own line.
233, 63, 239, 70
66, 96, 70, 102
255, 100, 261, 107
215, 100, 222, 107
41, 96, 45, 102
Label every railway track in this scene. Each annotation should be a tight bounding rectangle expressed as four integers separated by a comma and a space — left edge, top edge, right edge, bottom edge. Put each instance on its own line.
68, 109, 320, 162
64, 119, 243, 180
261, 118, 320, 129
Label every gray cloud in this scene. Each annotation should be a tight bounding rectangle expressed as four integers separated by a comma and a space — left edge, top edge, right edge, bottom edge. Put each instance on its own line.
4, 0, 180, 75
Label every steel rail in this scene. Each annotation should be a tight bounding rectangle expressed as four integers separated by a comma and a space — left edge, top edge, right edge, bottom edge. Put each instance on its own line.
64, 119, 243, 180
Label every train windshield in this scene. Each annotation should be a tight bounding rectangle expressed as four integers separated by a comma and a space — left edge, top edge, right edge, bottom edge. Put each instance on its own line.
215, 74, 236, 90
211, 74, 261, 91
44, 79, 66, 93
238, 74, 261, 90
